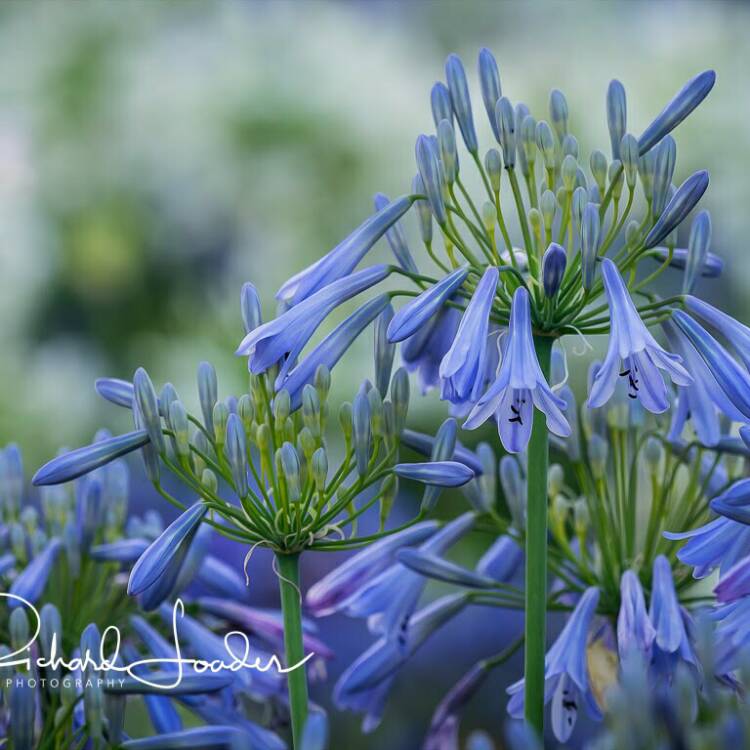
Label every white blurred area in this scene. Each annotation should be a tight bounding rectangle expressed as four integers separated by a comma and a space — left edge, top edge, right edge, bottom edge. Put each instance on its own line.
1, 0, 749, 462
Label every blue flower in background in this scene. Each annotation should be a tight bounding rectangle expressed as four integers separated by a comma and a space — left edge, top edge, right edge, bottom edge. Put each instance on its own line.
464, 287, 569, 453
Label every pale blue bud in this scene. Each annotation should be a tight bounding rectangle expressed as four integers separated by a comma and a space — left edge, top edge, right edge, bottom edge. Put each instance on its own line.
683, 210, 712, 294
562, 134, 578, 159
416, 135, 447, 225
543, 242, 567, 297
438, 119, 459, 184
535, 120, 555, 169
225, 413, 248, 497
134, 368, 165, 454
590, 150, 608, 195
412, 174, 433, 244
353, 391, 371, 477
484, 149, 503, 192
478, 48, 502, 142
430, 82, 453, 129
495, 97, 516, 169
607, 80, 627, 159
197, 361, 218, 439
619, 133, 639, 188
652, 136, 676, 217
445, 54, 478, 153
549, 89, 568, 140
581, 203, 600, 290
391, 367, 409, 433
240, 282, 262, 334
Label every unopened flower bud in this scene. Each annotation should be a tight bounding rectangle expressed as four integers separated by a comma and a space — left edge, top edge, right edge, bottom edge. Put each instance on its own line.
445, 53, 478, 153
374, 305, 396, 398
368, 387, 384, 437
225, 413, 248, 498
562, 134, 579, 159
540, 190, 557, 234
478, 48, 502, 142
536, 120, 555, 170
197, 361, 218, 439
561, 154, 578, 191
412, 174, 433, 245
353, 392, 371, 477
279, 442, 301, 501
495, 97, 516, 169
574, 498, 590, 536
302, 384, 321, 438
609, 159, 624, 201
201, 468, 218, 495
168, 401, 190, 458
238, 394, 254, 432
382, 400, 397, 448
10, 607, 29, 651
581, 203, 601, 290
652, 136, 676, 217
481, 201, 496, 234
241, 282, 262, 334
607, 80, 627, 159
520, 114, 537, 168
542, 242, 566, 297
484, 149, 503, 192
619, 133, 639, 189
379, 474, 398, 528
572, 186, 587, 235
590, 150, 608, 196
549, 89, 568, 140
500, 456, 525, 530
683, 210, 711, 295
430, 82, 452, 129
644, 436, 664, 471
528, 208, 543, 253
438, 119, 459, 184
588, 434, 609, 479
274, 389, 291, 426
338, 402, 353, 445
391, 367, 410, 433
311, 447, 328, 491
638, 147, 656, 202
134, 368, 164, 454
416, 135, 447, 226
212, 402, 229, 449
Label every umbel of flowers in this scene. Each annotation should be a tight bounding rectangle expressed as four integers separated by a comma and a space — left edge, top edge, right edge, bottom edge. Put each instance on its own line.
203, 47, 742, 736
2, 443, 318, 749
31, 285, 474, 747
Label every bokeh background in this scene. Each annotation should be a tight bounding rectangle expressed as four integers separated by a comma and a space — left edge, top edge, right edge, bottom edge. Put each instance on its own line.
1, 0, 748, 746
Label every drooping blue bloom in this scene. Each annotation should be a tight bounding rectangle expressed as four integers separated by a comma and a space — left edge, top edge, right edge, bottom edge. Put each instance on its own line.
464, 287, 570, 453
373, 193, 418, 273
643, 170, 710, 249
283, 295, 390, 408
709, 479, 750, 525
588, 259, 690, 412
606, 80, 627, 159
542, 242, 566, 297
305, 521, 439, 616
648, 555, 699, 678
662, 319, 745, 447
276, 196, 414, 305
415, 135, 448, 226
95, 377, 136, 409
402, 306, 461, 395
649, 247, 723, 278
388, 266, 469, 343
334, 593, 469, 732
445, 54, 478, 153
638, 70, 716, 154
8, 538, 62, 608
439, 266, 498, 404
714, 555, 750, 604
478, 48, 502, 142
617, 570, 656, 661
673, 309, 750, 419
507, 587, 601, 743
32, 430, 150, 486
424, 661, 488, 750
684, 295, 750, 370
394, 461, 474, 488
237, 264, 389, 380
128, 502, 207, 598
341, 513, 475, 638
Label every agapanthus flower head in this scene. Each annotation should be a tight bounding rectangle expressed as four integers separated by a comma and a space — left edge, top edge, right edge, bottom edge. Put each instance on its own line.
588, 259, 691, 413
463, 287, 570, 453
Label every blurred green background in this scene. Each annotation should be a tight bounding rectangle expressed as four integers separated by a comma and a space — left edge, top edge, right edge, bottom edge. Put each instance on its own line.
1, 0, 749, 745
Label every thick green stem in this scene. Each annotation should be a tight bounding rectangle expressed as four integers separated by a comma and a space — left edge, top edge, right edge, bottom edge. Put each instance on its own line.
524, 335, 553, 734
276, 552, 309, 748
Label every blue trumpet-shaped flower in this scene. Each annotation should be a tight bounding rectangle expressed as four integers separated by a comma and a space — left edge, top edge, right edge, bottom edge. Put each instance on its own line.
306, 521, 438, 616
387, 266, 469, 343
507, 587, 601, 743
237, 264, 389, 380
32, 429, 150, 486
588, 259, 690, 413
665, 516, 750, 580
638, 70, 716, 154
464, 287, 570, 453
643, 170, 709, 249
684, 295, 750, 370
276, 196, 413, 305
439, 266, 498, 405
617, 570, 656, 661
709, 479, 750, 525
128, 502, 207, 599
283, 295, 390, 408
401, 306, 461, 394
673, 309, 750, 419
394, 461, 474, 487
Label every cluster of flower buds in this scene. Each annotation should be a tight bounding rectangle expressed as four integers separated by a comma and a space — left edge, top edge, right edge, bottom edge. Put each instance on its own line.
2, 443, 325, 749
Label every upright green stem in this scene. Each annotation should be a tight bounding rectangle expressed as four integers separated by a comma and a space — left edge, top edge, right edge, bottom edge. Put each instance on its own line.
524, 335, 552, 735
276, 552, 309, 748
